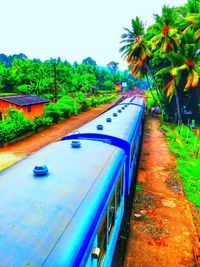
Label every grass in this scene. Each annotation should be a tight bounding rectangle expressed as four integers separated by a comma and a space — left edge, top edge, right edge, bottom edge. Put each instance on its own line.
161, 123, 200, 209
135, 184, 143, 193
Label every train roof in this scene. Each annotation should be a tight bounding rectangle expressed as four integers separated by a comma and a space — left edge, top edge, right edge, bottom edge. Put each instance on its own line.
71, 97, 145, 143
0, 140, 124, 266
119, 96, 145, 106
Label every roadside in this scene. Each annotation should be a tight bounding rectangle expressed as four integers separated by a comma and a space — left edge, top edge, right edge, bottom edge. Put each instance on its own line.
124, 115, 200, 267
0, 96, 123, 170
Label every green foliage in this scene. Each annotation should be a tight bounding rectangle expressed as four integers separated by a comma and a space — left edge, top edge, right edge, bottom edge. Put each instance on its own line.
43, 93, 117, 123
161, 123, 200, 208
0, 55, 129, 98
0, 108, 34, 145
145, 89, 160, 111
136, 184, 143, 192
0, 93, 118, 146
74, 92, 90, 111
95, 89, 115, 94
120, 0, 200, 122
32, 116, 52, 132
101, 80, 116, 91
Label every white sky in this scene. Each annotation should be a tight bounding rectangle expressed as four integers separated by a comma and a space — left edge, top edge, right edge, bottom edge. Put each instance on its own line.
0, 0, 188, 70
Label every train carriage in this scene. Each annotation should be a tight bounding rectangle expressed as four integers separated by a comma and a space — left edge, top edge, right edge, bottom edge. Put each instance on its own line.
62, 97, 145, 195
0, 140, 126, 267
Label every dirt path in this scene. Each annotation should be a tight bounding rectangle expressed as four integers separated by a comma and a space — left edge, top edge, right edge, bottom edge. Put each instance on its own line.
124, 116, 200, 267
0, 96, 122, 170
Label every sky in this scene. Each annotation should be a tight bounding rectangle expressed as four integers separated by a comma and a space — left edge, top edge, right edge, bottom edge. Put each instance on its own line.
0, 0, 188, 70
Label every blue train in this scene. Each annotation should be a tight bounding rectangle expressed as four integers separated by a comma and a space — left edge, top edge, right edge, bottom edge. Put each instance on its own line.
0, 96, 145, 267
62, 96, 145, 196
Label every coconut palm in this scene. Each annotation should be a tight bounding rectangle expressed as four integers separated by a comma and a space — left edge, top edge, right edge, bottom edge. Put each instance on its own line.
157, 29, 199, 107
120, 17, 162, 102
120, 16, 152, 67
150, 5, 182, 121
177, 0, 200, 39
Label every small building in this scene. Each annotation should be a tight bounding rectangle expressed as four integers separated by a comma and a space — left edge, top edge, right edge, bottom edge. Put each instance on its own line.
115, 82, 121, 92
0, 94, 49, 121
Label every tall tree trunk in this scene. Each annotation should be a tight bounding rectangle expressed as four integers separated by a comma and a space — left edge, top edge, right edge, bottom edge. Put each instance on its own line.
146, 65, 163, 101
171, 62, 181, 123
54, 63, 58, 103
145, 64, 166, 114
195, 87, 200, 123
145, 74, 158, 104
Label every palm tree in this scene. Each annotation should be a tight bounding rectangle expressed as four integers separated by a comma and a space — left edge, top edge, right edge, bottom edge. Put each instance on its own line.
157, 28, 199, 117
120, 17, 163, 104
177, 0, 200, 38
150, 5, 182, 122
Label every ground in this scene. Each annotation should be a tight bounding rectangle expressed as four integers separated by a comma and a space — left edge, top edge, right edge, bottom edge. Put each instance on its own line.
112, 115, 200, 267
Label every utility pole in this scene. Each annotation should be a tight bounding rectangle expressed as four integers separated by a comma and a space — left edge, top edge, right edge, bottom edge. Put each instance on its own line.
54, 62, 58, 103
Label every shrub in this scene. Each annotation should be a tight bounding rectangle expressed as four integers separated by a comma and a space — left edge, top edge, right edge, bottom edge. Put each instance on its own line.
44, 103, 63, 123
162, 123, 200, 208
0, 107, 34, 144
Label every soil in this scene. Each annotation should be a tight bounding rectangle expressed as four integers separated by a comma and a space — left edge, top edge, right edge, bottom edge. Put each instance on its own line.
112, 115, 200, 267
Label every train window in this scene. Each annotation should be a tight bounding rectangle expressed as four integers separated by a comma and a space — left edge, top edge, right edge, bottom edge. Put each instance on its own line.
116, 166, 124, 211
121, 166, 124, 197
108, 193, 115, 242
98, 214, 107, 266
116, 177, 121, 210
131, 142, 136, 162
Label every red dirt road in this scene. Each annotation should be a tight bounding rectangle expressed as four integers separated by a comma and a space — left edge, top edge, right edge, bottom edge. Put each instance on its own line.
0, 96, 122, 170
124, 116, 200, 267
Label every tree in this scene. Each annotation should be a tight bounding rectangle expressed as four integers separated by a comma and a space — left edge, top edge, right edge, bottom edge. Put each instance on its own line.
107, 61, 119, 75
82, 57, 97, 66
149, 5, 182, 121
120, 17, 163, 109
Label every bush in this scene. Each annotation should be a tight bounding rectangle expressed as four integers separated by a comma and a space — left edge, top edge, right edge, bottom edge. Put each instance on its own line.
58, 95, 81, 115
44, 103, 63, 123
0, 107, 34, 144
74, 92, 90, 111
0, 93, 118, 146
161, 122, 200, 208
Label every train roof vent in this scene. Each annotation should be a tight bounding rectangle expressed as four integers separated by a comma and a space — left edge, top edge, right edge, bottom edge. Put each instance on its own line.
118, 109, 122, 113
106, 118, 112, 122
71, 140, 81, 148
97, 124, 104, 130
121, 106, 125, 110
33, 165, 48, 176
113, 112, 118, 117
125, 104, 128, 107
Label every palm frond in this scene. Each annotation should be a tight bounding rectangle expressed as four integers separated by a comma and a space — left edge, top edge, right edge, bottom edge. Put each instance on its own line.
185, 72, 193, 89
166, 82, 175, 97
156, 66, 172, 76
191, 69, 199, 87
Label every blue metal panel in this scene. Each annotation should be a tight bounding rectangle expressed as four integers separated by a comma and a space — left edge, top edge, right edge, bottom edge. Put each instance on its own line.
61, 133, 131, 195
61, 97, 145, 195
0, 140, 125, 267
62, 97, 144, 145
43, 147, 126, 267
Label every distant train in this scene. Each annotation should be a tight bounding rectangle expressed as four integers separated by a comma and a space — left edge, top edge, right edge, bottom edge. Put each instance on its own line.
0, 96, 145, 267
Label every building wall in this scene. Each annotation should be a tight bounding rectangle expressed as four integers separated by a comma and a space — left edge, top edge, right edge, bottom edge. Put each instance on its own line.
115, 84, 121, 92
0, 100, 46, 121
